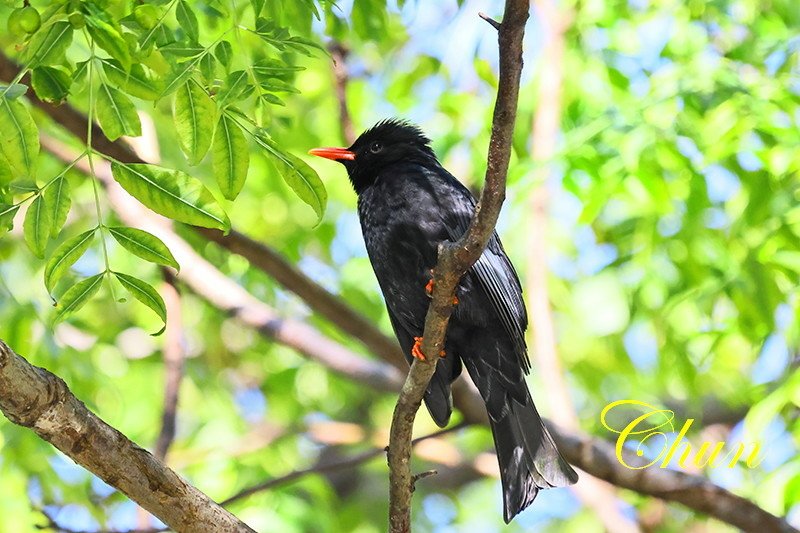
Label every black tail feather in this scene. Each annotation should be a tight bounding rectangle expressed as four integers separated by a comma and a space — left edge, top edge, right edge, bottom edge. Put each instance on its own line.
489, 390, 578, 523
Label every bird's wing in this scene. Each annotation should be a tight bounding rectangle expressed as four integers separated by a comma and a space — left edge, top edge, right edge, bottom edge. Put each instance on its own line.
432, 167, 531, 373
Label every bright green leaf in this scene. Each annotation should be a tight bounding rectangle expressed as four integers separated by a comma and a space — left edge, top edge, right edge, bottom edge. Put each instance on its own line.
24, 21, 73, 68
0, 204, 19, 237
110, 162, 230, 230
23, 194, 52, 257
254, 130, 326, 222
213, 115, 249, 200
0, 96, 40, 177
54, 273, 105, 322
101, 59, 163, 100
44, 228, 95, 291
108, 226, 179, 271
214, 41, 232, 68
174, 80, 215, 164
30, 66, 71, 104
114, 271, 167, 335
176, 0, 199, 42
216, 70, 250, 107
86, 16, 132, 70
45, 176, 71, 238
96, 84, 142, 141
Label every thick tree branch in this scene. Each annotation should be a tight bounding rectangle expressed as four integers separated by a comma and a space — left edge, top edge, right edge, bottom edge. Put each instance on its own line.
0, 340, 255, 533
2, 51, 794, 533
387, 3, 529, 531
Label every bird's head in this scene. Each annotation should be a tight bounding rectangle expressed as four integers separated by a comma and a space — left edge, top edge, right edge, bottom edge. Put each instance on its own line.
309, 119, 436, 193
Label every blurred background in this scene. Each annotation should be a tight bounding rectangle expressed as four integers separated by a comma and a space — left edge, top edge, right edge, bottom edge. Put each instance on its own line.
0, 0, 798, 531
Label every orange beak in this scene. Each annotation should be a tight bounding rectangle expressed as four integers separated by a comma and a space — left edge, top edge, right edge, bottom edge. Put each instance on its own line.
308, 147, 356, 161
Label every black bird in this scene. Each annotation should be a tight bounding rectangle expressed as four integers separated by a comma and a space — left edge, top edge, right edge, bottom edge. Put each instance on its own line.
310, 119, 578, 523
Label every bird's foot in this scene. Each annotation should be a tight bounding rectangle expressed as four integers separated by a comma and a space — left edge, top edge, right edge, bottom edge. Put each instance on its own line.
412, 337, 446, 360
424, 270, 459, 305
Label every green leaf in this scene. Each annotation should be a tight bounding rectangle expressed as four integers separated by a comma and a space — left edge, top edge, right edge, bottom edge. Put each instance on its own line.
174, 80, 215, 164
200, 53, 216, 83
108, 226, 179, 271
214, 41, 232, 68
101, 59, 163, 100
24, 21, 73, 68
44, 228, 95, 291
0, 204, 19, 237
0, 84, 29, 100
251, 58, 304, 81
176, 0, 199, 42
54, 273, 105, 322
0, 96, 40, 177
213, 115, 249, 200
86, 15, 132, 69
259, 93, 285, 106
96, 84, 141, 141
110, 162, 230, 230
45, 176, 71, 238
23, 194, 52, 257
254, 131, 326, 222
216, 70, 250, 107
114, 272, 167, 335
30, 66, 71, 103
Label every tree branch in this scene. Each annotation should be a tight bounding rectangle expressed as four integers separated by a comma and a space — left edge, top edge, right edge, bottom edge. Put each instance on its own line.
0, 340, 255, 533
221, 423, 466, 507
387, 3, 529, 531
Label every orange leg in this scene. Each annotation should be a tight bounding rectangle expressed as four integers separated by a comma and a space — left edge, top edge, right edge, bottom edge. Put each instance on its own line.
411, 337, 426, 361
411, 336, 446, 360
425, 270, 459, 305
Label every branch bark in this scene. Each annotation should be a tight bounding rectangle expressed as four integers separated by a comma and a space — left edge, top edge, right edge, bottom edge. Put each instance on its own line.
0, 340, 255, 533
387, 3, 529, 531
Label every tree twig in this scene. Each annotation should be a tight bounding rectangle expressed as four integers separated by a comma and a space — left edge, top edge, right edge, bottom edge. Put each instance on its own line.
0, 340, 255, 533
220, 423, 466, 507
387, 3, 529, 531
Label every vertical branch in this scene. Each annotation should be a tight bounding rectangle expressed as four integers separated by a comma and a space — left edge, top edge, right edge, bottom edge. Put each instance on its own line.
154, 273, 185, 461
526, 2, 641, 532
386, 2, 530, 532
328, 41, 357, 146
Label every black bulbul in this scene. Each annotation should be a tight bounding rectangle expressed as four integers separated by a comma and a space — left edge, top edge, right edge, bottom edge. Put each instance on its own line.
310, 119, 578, 523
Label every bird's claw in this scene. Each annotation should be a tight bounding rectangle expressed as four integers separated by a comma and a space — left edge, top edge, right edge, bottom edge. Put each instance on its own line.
412, 337, 426, 361
425, 270, 459, 306
412, 336, 445, 360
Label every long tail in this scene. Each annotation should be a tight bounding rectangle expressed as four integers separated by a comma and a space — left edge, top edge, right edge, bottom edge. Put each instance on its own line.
489, 389, 578, 523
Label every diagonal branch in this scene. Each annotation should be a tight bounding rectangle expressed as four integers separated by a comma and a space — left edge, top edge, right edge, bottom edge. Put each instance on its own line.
0, 340, 255, 533
387, 2, 529, 531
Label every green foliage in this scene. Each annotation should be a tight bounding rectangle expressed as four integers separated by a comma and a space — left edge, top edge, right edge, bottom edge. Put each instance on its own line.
0, 0, 798, 531
110, 162, 230, 230
108, 226, 179, 272
0, 0, 325, 326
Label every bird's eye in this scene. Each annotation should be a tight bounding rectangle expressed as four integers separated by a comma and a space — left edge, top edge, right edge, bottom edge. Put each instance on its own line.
369, 142, 383, 153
